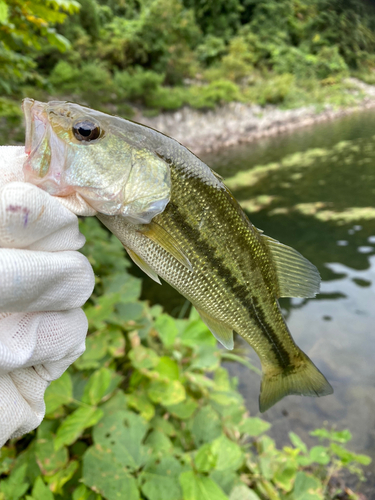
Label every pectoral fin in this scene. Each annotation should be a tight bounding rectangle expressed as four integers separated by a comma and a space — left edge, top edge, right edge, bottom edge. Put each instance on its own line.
140, 222, 193, 271
262, 235, 320, 298
124, 246, 161, 285
196, 308, 234, 350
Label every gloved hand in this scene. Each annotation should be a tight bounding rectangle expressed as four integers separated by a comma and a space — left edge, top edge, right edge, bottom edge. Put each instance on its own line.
0, 146, 95, 446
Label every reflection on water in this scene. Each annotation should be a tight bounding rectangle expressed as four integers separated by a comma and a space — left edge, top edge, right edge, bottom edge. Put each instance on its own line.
136, 108, 375, 487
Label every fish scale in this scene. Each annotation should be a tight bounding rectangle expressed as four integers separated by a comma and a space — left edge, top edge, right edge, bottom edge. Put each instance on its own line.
22, 98, 333, 411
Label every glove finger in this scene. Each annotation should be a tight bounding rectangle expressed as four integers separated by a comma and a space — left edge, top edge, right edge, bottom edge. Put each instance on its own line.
0, 249, 95, 312
0, 309, 87, 376
0, 182, 86, 251
0, 146, 26, 189
0, 368, 47, 446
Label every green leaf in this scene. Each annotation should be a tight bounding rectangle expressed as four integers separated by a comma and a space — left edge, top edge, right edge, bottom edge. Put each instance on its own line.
72, 483, 102, 500
166, 397, 198, 419
141, 473, 182, 500
239, 417, 271, 437
93, 410, 148, 469
195, 443, 217, 473
102, 273, 141, 302
82, 446, 139, 500
0, 0, 9, 24
0, 463, 29, 500
30, 477, 54, 500
54, 407, 104, 449
289, 432, 308, 454
180, 319, 216, 347
179, 471, 229, 500
46, 31, 71, 52
85, 292, 122, 329
191, 406, 222, 446
330, 443, 372, 465
44, 460, 79, 495
309, 446, 330, 465
116, 302, 144, 322
106, 326, 126, 357
145, 430, 173, 454
129, 345, 160, 370
44, 371, 72, 414
209, 391, 242, 407
127, 391, 155, 421
210, 470, 237, 496
35, 437, 68, 475
82, 368, 113, 406
154, 357, 180, 380
148, 379, 186, 406
229, 485, 261, 500
273, 465, 296, 492
154, 314, 178, 347
191, 345, 220, 371
149, 416, 175, 436
74, 330, 108, 370
211, 435, 243, 471
141, 457, 183, 500
72, 484, 95, 500
310, 428, 352, 443
293, 472, 323, 500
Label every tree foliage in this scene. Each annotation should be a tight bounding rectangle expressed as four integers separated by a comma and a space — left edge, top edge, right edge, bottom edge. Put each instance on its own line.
2, 0, 375, 135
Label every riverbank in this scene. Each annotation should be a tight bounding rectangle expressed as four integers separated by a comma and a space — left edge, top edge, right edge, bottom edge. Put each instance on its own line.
138, 78, 375, 156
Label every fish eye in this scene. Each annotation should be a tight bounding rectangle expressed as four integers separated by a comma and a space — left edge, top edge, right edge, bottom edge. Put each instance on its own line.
73, 120, 101, 142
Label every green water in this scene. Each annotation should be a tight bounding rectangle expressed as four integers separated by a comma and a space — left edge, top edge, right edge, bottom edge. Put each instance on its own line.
137, 109, 375, 489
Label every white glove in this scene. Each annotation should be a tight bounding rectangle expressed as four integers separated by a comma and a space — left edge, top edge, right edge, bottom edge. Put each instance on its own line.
0, 146, 95, 446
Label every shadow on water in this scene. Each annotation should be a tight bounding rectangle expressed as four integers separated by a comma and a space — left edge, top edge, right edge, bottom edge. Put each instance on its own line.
135, 108, 375, 493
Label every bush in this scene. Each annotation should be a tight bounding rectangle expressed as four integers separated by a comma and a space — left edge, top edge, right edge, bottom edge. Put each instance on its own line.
196, 35, 226, 66
0, 217, 371, 500
273, 46, 349, 80
49, 60, 115, 104
244, 73, 295, 106
114, 67, 164, 102
188, 80, 241, 109
145, 86, 187, 111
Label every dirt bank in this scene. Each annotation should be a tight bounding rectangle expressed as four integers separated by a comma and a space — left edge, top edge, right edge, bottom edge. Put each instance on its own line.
137, 78, 375, 156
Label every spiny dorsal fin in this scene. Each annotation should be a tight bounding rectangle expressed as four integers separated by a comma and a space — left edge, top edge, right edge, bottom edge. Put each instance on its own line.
139, 222, 193, 271
196, 307, 234, 350
124, 246, 161, 285
262, 235, 320, 298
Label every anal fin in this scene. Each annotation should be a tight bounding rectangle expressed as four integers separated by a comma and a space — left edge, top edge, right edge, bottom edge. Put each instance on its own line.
124, 246, 161, 285
262, 235, 321, 298
139, 222, 193, 272
196, 308, 234, 350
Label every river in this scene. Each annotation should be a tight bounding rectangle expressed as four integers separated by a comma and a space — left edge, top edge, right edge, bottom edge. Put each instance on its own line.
135, 109, 375, 493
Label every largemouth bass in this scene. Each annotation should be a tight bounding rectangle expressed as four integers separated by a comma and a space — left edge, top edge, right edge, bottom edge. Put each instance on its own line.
22, 98, 333, 412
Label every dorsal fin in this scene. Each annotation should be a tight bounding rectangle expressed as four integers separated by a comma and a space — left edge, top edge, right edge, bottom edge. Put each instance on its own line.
196, 307, 234, 350
262, 235, 320, 298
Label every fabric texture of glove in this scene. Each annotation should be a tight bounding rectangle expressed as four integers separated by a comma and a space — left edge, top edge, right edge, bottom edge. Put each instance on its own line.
0, 146, 95, 446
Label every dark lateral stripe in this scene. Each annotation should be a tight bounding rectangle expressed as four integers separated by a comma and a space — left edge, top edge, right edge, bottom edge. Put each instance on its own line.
167, 200, 291, 368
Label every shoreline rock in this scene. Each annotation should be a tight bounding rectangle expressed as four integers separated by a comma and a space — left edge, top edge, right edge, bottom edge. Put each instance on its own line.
137, 78, 375, 156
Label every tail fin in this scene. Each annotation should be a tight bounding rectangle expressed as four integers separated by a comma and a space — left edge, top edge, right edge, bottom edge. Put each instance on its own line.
259, 351, 333, 413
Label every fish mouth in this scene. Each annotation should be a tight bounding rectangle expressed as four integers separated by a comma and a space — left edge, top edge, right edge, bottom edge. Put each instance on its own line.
22, 98, 48, 156
22, 99, 75, 195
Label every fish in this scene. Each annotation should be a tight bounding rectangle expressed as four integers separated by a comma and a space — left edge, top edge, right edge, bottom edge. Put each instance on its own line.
22, 98, 333, 412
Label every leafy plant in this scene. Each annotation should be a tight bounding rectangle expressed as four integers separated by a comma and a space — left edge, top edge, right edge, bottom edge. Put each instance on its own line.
0, 217, 371, 500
